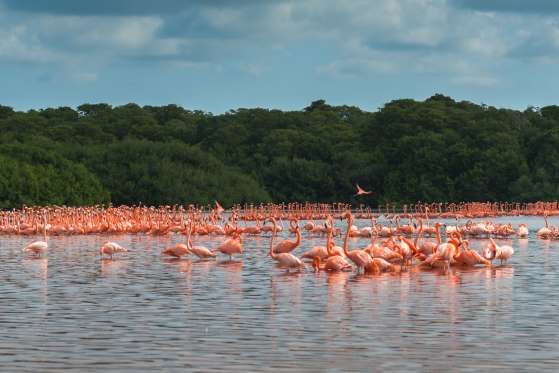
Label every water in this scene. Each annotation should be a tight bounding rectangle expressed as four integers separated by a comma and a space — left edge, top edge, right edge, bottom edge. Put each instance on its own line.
1, 216, 559, 371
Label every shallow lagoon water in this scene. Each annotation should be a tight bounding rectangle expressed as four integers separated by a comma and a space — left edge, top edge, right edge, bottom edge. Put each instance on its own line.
1, 216, 559, 371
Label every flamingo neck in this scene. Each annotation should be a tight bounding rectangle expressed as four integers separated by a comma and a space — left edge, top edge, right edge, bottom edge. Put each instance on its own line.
343, 214, 352, 256
414, 219, 423, 248
294, 229, 301, 246
186, 224, 192, 249
268, 218, 278, 260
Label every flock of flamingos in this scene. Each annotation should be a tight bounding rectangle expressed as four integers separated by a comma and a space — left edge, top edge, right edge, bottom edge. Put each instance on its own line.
3, 199, 559, 275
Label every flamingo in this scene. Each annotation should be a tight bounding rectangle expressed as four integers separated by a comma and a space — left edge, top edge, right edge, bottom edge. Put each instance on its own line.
100, 241, 128, 259
22, 214, 48, 257
312, 255, 352, 272
354, 183, 372, 196
453, 240, 491, 267
414, 221, 442, 260
364, 257, 401, 274
342, 212, 372, 272
483, 238, 514, 265
268, 217, 305, 271
187, 223, 217, 259
364, 237, 403, 263
423, 232, 462, 272
537, 214, 552, 239
161, 242, 190, 259
301, 225, 345, 260
215, 230, 243, 260
215, 200, 225, 215
517, 224, 529, 238
272, 220, 301, 253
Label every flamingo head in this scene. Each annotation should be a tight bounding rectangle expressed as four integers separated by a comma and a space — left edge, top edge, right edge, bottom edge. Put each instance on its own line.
482, 242, 496, 260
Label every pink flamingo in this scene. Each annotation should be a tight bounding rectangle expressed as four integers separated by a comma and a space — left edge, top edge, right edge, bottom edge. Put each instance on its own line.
216, 231, 243, 260
268, 217, 304, 271
342, 212, 372, 272
161, 243, 190, 259
364, 257, 401, 274
483, 238, 514, 265
354, 183, 372, 196
100, 242, 128, 259
272, 220, 301, 254
22, 214, 48, 257
537, 214, 552, 239
187, 223, 217, 259
312, 255, 352, 272
453, 240, 491, 267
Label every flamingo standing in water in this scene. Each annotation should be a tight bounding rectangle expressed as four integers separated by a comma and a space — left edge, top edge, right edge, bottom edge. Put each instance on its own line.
22, 214, 48, 257
517, 224, 529, 238
453, 240, 491, 267
414, 220, 442, 260
100, 242, 128, 259
364, 256, 401, 274
342, 212, 372, 272
187, 223, 217, 259
268, 217, 304, 271
215, 230, 243, 260
320, 229, 353, 271
302, 224, 346, 260
537, 214, 552, 239
161, 223, 191, 258
161, 242, 190, 259
312, 255, 352, 272
272, 220, 301, 253
483, 238, 514, 265
423, 232, 462, 272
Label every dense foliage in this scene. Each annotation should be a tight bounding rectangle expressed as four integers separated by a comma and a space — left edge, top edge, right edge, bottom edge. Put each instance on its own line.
1, 95, 557, 208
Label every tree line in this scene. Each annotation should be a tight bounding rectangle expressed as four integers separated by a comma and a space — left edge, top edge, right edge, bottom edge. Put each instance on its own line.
1, 94, 558, 208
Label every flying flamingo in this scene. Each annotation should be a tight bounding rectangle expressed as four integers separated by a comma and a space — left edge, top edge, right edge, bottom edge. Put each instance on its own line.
268, 217, 305, 271
342, 212, 372, 272
22, 214, 48, 257
100, 242, 128, 259
354, 183, 372, 196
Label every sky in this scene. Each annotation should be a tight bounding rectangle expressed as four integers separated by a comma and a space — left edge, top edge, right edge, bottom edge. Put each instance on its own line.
1, 0, 559, 113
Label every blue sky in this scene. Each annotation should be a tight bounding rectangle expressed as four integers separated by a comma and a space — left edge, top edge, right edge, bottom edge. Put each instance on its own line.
1, 0, 559, 113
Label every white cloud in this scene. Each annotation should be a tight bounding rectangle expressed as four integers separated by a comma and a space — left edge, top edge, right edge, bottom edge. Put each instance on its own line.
451, 75, 499, 87
72, 72, 98, 82
1, 0, 559, 86
0, 25, 59, 62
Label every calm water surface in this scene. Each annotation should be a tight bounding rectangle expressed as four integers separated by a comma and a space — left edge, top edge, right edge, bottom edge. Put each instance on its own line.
1, 216, 559, 372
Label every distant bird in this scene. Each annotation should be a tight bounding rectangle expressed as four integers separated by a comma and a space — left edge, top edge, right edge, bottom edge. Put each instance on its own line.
100, 242, 128, 259
354, 183, 372, 196
215, 201, 225, 215
23, 214, 49, 257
